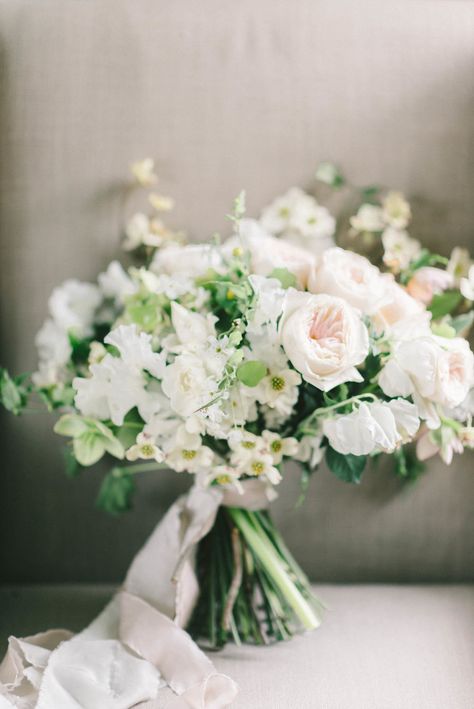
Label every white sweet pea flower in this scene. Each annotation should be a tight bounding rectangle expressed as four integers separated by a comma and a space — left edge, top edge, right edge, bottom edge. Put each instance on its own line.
130, 158, 157, 186
407, 267, 454, 304
126, 432, 165, 463
151, 243, 224, 279
165, 426, 214, 473
279, 289, 369, 391
247, 275, 285, 341
385, 399, 420, 441
350, 204, 385, 233
382, 228, 421, 273
416, 425, 464, 465
73, 355, 161, 425
323, 399, 418, 456
260, 187, 335, 253
382, 192, 412, 229
32, 319, 73, 386
123, 213, 161, 251
88, 341, 107, 365
460, 264, 474, 301
98, 261, 136, 304
294, 434, 325, 468
163, 302, 217, 354
261, 431, 298, 465
161, 353, 218, 417
48, 279, 102, 338
447, 247, 471, 285
308, 247, 389, 315
105, 325, 166, 380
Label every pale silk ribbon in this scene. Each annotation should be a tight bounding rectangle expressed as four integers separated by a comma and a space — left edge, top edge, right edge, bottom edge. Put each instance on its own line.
0, 480, 276, 709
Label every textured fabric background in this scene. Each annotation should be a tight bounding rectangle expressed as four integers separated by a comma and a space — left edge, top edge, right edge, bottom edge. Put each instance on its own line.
0, 0, 473, 583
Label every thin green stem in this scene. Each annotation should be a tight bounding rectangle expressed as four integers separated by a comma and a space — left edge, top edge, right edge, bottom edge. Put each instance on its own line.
228, 508, 321, 631
113, 462, 166, 476
299, 392, 378, 433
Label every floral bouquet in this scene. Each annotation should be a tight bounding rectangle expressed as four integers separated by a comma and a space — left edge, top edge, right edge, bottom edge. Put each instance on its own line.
2, 159, 474, 654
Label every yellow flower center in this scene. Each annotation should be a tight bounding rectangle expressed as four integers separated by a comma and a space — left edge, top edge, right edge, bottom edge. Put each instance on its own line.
271, 376, 285, 391
251, 461, 265, 476
271, 440, 282, 453
182, 449, 197, 460
216, 474, 231, 485
140, 444, 155, 457
242, 441, 256, 449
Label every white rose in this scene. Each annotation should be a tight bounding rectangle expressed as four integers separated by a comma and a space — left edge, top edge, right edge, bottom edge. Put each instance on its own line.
278, 289, 369, 391
372, 275, 427, 332
308, 247, 388, 314
236, 219, 315, 290
379, 335, 474, 411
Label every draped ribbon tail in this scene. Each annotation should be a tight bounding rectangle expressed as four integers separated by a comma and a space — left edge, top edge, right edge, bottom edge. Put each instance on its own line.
0, 481, 266, 708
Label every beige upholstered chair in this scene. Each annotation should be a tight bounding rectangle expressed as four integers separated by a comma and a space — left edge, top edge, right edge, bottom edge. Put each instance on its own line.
0, 2, 473, 706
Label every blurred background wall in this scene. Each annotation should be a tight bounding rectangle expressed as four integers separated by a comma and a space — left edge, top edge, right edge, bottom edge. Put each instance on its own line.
0, 0, 473, 583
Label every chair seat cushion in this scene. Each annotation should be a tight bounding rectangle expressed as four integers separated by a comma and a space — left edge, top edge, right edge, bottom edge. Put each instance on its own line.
1, 585, 473, 708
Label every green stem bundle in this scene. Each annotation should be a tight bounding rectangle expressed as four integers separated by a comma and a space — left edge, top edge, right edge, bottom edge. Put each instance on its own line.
188, 507, 323, 648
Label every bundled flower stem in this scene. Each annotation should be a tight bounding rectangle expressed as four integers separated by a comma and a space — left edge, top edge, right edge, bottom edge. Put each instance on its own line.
189, 507, 322, 647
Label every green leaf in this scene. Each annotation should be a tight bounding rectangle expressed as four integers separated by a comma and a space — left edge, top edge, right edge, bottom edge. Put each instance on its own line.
268, 268, 297, 289
236, 360, 268, 387
393, 447, 425, 481
449, 311, 474, 336
54, 414, 89, 437
97, 470, 136, 515
428, 290, 463, 320
325, 447, 366, 483
73, 432, 106, 466
226, 190, 246, 222
431, 322, 456, 338
0, 369, 26, 415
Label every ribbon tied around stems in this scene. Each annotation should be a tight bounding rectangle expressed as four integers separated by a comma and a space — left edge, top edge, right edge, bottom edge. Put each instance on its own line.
0, 479, 277, 709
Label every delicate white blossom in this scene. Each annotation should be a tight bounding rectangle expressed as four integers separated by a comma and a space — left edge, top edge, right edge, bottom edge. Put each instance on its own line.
260, 187, 335, 253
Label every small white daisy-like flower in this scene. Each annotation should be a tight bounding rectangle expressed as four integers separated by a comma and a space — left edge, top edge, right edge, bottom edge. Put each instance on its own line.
126, 432, 165, 463
205, 465, 244, 493
165, 427, 214, 473
244, 452, 282, 485
228, 430, 262, 467
257, 367, 301, 417
447, 247, 471, 285
382, 191, 411, 230
350, 204, 385, 233
262, 430, 298, 465
149, 193, 175, 212
460, 264, 474, 301
382, 227, 421, 273
130, 158, 157, 187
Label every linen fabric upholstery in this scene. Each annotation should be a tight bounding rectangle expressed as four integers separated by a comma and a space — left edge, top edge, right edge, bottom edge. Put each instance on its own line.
0, 0, 473, 583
